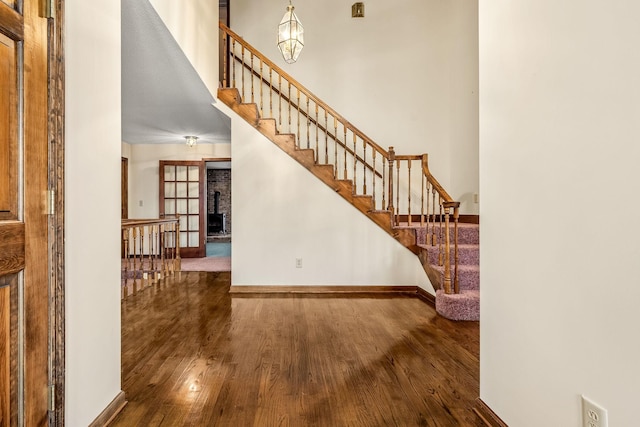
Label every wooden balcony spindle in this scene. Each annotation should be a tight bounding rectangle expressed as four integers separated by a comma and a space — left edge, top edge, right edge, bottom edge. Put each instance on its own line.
167, 223, 174, 275
141, 225, 148, 287
288, 81, 292, 135
241, 45, 245, 100
306, 97, 310, 150
396, 160, 400, 226
269, 68, 273, 118
425, 182, 431, 231
343, 125, 348, 180
388, 147, 395, 213
132, 226, 139, 293
315, 104, 319, 162
150, 225, 157, 281
407, 160, 412, 226
353, 133, 357, 187
160, 223, 166, 276
278, 74, 282, 126
452, 204, 460, 293
221, 30, 227, 88
231, 39, 236, 89
296, 87, 301, 144
421, 172, 425, 226
382, 155, 386, 211
169, 222, 176, 274
162, 223, 169, 275
324, 110, 329, 164
363, 140, 367, 195
175, 218, 181, 272
333, 117, 338, 178
122, 229, 129, 296
437, 201, 444, 266
250, 52, 254, 103
431, 188, 437, 245
372, 150, 376, 206
259, 58, 263, 115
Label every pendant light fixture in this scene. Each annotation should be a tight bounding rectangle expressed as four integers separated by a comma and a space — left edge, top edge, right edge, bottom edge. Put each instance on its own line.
185, 136, 198, 147
277, 1, 304, 64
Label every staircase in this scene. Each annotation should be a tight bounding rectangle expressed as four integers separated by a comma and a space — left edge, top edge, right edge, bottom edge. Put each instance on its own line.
218, 23, 479, 321
415, 222, 479, 321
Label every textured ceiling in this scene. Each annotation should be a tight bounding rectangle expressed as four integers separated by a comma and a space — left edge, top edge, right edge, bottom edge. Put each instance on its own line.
122, 0, 231, 144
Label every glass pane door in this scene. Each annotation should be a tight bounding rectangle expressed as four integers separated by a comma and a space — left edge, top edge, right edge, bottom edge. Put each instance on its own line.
159, 161, 205, 257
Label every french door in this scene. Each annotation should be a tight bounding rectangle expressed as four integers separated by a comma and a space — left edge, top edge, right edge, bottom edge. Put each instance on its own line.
159, 161, 206, 258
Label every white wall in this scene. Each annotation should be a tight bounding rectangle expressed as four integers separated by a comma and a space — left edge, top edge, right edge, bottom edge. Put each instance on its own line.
231, 0, 479, 214
480, 0, 640, 425
126, 142, 231, 219
65, 0, 122, 425
216, 102, 431, 290
149, 0, 219, 96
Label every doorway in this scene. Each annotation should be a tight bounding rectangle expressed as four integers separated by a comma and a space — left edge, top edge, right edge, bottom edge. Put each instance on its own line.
205, 160, 231, 259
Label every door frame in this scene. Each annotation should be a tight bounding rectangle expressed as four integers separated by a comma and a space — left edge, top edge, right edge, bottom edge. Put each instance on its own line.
48, 0, 66, 424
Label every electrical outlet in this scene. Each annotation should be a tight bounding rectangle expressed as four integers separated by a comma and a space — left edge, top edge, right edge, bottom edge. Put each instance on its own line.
295, 258, 303, 268
582, 395, 608, 427
473, 193, 479, 204
139, 200, 143, 207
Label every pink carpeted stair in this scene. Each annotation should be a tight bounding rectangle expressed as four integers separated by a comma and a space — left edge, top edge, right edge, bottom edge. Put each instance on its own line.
411, 222, 480, 321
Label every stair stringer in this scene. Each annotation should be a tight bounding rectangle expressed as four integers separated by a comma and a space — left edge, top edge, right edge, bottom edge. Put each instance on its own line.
218, 87, 419, 256
214, 97, 433, 291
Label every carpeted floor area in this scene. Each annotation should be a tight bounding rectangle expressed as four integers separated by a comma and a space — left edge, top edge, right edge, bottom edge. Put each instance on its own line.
206, 242, 231, 257
176, 242, 232, 272
180, 256, 230, 272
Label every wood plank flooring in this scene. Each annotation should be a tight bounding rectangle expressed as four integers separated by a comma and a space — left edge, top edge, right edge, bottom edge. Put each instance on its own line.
111, 271, 482, 426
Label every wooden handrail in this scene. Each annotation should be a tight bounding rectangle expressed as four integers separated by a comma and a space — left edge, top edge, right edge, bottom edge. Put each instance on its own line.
231, 55, 385, 179
122, 217, 179, 228
220, 23, 388, 158
421, 154, 454, 203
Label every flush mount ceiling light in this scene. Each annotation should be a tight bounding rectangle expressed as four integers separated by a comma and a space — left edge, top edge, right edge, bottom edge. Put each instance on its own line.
185, 135, 198, 147
277, 1, 304, 64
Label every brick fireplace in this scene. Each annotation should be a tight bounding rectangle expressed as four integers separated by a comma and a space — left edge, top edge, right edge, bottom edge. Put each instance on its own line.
207, 169, 231, 235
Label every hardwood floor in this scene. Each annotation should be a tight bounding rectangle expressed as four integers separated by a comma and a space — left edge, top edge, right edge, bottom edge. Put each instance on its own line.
111, 271, 482, 426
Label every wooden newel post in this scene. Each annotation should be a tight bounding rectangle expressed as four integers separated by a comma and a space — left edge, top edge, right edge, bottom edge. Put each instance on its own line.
442, 201, 461, 295
388, 146, 395, 213
452, 203, 460, 294
442, 205, 452, 294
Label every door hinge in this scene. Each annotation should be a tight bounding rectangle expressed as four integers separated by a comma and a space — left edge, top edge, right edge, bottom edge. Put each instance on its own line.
47, 190, 55, 215
44, 0, 55, 19
48, 384, 55, 412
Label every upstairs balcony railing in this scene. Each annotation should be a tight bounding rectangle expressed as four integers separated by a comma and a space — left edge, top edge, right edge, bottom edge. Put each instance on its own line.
121, 217, 181, 298
219, 23, 460, 294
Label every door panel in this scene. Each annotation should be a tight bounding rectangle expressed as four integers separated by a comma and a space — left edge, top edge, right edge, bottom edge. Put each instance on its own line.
0, 275, 18, 426
159, 161, 205, 258
0, 31, 17, 220
0, 0, 50, 424
0, 5, 23, 425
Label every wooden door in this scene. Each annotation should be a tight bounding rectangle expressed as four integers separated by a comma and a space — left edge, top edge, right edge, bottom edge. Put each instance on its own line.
1, 0, 52, 425
159, 161, 205, 258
